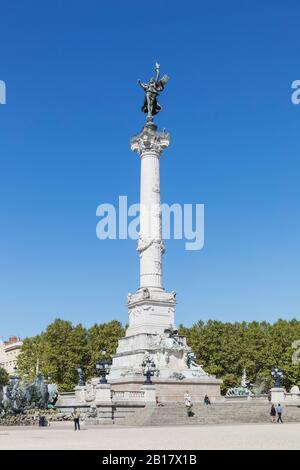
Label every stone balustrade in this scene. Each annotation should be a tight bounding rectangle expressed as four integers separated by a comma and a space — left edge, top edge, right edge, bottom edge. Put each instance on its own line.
285, 392, 300, 401
112, 390, 145, 401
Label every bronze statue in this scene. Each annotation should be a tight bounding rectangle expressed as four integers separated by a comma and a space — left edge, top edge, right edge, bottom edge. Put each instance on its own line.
138, 63, 169, 122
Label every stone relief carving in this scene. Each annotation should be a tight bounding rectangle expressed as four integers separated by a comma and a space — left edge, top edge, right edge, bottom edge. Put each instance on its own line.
137, 236, 165, 256
152, 184, 160, 193
155, 349, 170, 367
120, 370, 132, 378
84, 382, 96, 402
131, 129, 170, 156
142, 304, 152, 311
137, 235, 153, 253
154, 260, 162, 272
130, 306, 143, 319
171, 372, 185, 381
142, 288, 150, 299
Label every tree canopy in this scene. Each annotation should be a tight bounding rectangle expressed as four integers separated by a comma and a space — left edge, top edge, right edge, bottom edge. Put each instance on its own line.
17, 318, 125, 391
179, 319, 300, 393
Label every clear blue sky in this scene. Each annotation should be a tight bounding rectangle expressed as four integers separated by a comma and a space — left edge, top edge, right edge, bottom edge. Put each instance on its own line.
1, 0, 299, 339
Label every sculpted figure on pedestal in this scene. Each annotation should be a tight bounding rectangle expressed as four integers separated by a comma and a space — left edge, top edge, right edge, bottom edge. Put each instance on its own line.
85, 382, 96, 403
185, 352, 208, 375
138, 63, 169, 122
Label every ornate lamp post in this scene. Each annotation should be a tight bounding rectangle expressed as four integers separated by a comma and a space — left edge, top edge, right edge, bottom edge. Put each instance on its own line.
141, 357, 156, 385
96, 349, 112, 384
76, 366, 86, 386
271, 366, 284, 388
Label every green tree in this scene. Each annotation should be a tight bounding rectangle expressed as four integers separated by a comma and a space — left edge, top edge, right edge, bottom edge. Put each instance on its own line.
0, 367, 10, 387
180, 319, 300, 394
41, 320, 89, 391
17, 335, 43, 381
17, 319, 125, 391
86, 320, 125, 377
18, 319, 89, 391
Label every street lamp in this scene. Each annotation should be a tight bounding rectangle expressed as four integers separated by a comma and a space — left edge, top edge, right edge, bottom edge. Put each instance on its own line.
271, 366, 284, 388
76, 366, 86, 386
141, 357, 156, 385
96, 349, 111, 384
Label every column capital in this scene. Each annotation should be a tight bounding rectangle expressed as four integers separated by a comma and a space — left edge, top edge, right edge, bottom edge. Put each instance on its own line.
131, 123, 170, 156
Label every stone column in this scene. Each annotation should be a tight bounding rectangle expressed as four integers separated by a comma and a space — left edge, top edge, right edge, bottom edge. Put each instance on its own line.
124, 123, 175, 336
131, 123, 170, 291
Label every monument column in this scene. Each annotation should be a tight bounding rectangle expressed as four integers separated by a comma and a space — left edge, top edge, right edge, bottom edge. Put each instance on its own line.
126, 123, 175, 336
131, 123, 170, 291
108, 64, 222, 403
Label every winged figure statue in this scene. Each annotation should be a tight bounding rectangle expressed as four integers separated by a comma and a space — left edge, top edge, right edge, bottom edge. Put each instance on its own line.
138, 63, 169, 122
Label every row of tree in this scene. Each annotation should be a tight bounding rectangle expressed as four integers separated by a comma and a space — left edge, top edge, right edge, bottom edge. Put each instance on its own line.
16, 318, 300, 393
179, 319, 300, 393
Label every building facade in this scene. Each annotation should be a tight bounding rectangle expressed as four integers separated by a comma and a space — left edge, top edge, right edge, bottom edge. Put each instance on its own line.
0, 336, 23, 375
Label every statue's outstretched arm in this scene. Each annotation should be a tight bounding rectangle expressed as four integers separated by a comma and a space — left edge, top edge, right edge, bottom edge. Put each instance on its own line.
155, 62, 160, 82
138, 79, 147, 90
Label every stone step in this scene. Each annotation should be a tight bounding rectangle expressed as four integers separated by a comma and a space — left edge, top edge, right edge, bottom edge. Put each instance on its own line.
120, 403, 300, 426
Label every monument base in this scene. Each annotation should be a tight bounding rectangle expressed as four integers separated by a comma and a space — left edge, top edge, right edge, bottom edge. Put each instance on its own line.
109, 376, 222, 403
109, 319, 222, 401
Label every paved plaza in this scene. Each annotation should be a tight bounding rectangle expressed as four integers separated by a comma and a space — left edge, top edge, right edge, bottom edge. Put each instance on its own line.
0, 422, 300, 450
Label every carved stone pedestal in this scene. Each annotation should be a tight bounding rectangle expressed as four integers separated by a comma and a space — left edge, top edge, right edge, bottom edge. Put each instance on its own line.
74, 385, 86, 403
270, 387, 285, 404
95, 383, 112, 404
141, 384, 156, 404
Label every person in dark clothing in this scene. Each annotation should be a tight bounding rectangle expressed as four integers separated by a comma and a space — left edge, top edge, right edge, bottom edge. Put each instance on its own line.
71, 408, 81, 430
155, 396, 164, 407
270, 404, 276, 423
276, 404, 283, 423
204, 394, 211, 406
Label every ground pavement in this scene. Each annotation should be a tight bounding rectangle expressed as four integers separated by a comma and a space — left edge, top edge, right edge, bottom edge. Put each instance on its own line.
0, 422, 299, 450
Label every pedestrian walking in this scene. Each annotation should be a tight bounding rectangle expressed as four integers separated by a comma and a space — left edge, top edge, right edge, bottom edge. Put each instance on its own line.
270, 404, 276, 423
72, 407, 81, 430
276, 404, 283, 423
184, 391, 194, 417
204, 394, 211, 406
